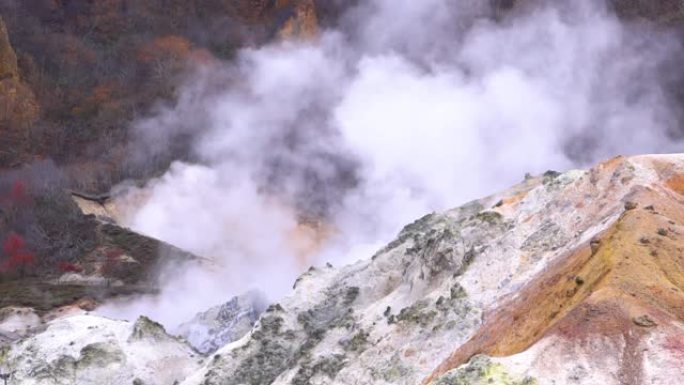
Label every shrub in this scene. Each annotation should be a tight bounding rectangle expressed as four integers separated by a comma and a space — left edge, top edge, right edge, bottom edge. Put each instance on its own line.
2, 232, 26, 256
1, 232, 36, 276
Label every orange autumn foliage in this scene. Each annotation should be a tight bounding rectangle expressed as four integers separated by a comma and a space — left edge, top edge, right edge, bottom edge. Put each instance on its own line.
137, 35, 193, 64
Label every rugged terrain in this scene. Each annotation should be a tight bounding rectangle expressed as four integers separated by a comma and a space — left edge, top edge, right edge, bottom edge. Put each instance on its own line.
2, 154, 684, 384
2, 1, 684, 384
2, 0, 684, 310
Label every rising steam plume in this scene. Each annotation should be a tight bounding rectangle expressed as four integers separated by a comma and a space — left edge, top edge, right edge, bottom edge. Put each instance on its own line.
99, 0, 684, 328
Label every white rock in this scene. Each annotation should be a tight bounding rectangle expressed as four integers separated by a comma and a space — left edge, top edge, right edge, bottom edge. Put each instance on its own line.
4, 314, 201, 385
176, 290, 267, 354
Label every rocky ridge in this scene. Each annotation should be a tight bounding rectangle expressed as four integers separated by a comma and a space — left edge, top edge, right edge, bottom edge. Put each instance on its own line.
176, 154, 684, 385
2, 154, 684, 385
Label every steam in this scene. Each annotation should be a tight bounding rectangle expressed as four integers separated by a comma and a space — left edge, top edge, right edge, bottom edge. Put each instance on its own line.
100, 0, 684, 328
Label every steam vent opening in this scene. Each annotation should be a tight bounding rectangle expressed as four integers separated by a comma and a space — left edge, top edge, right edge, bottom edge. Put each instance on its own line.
1, 1, 684, 384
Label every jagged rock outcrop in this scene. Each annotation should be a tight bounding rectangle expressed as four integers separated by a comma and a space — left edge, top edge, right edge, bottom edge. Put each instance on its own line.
177, 291, 267, 354
5, 154, 684, 385
180, 204, 492, 385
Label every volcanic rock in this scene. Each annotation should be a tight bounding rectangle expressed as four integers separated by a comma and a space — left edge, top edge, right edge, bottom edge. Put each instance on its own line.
5, 154, 684, 385
177, 291, 267, 354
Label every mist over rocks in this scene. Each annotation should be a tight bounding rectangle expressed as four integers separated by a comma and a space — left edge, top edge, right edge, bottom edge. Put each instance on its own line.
4, 1, 684, 385
5, 154, 683, 385
167, 153, 684, 385
0, 146, 682, 385
110, 0, 684, 328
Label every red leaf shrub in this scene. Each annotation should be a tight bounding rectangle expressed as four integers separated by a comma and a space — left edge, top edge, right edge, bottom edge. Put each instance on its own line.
1, 232, 36, 275
0, 252, 36, 272
3, 232, 26, 256
9, 253, 35, 268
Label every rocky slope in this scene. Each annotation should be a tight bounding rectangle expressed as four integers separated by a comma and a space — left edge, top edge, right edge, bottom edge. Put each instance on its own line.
426, 156, 684, 385
3, 153, 684, 384
182, 154, 684, 385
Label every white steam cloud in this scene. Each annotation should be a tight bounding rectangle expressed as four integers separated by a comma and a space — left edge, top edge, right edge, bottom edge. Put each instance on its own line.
99, 0, 684, 328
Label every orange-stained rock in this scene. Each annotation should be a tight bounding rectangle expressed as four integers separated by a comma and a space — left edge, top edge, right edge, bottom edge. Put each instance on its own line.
425, 155, 684, 385
665, 173, 684, 195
